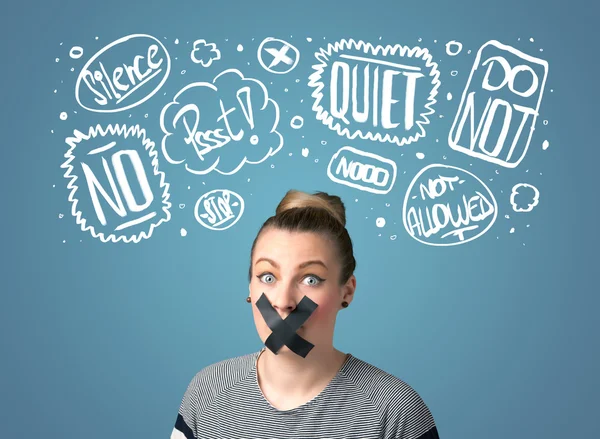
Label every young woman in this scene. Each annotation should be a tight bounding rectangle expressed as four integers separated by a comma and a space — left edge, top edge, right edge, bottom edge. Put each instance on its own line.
171, 189, 440, 439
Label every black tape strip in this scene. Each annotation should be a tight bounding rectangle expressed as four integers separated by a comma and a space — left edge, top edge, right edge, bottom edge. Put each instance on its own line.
255, 292, 318, 358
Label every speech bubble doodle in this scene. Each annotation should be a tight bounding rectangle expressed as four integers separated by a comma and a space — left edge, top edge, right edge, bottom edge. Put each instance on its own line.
75, 34, 171, 113
194, 189, 244, 231
448, 40, 549, 168
61, 124, 171, 243
190, 39, 221, 67
159, 68, 283, 175
510, 183, 540, 212
308, 39, 440, 146
327, 146, 397, 194
402, 164, 498, 246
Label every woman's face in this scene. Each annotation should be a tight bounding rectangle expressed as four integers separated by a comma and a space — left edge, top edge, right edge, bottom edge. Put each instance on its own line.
249, 228, 355, 355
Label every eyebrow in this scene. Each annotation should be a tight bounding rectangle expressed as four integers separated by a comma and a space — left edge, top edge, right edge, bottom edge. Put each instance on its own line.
255, 257, 328, 270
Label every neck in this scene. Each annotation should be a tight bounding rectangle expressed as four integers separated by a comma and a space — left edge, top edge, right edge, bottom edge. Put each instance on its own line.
257, 345, 348, 396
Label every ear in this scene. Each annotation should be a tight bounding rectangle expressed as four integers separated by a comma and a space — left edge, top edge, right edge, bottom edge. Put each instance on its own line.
342, 275, 356, 303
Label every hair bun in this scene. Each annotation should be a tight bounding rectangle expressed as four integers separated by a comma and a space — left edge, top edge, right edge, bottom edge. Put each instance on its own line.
249, 188, 356, 286
275, 189, 346, 227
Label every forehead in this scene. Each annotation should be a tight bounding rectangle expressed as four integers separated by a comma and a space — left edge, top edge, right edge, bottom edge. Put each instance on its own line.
254, 228, 336, 266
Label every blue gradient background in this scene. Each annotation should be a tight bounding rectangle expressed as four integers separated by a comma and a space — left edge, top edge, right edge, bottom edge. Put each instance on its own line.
1, 1, 597, 438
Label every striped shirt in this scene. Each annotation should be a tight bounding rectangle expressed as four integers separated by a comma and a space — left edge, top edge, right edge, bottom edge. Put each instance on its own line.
171, 348, 439, 439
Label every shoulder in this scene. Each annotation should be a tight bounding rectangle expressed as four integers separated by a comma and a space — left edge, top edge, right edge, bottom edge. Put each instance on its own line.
174, 351, 259, 438
343, 356, 438, 437
187, 350, 257, 398
343, 355, 420, 402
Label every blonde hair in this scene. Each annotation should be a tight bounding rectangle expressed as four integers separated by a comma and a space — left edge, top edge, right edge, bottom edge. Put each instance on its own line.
248, 189, 356, 286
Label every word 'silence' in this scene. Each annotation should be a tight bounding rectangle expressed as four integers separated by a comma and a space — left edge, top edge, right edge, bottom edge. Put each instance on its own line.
82, 45, 163, 106
76, 34, 171, 113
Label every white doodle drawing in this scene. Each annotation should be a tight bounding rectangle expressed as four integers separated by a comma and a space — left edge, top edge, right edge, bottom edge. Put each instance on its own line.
448, 40, 549, 168
308, 39, 440, 146
445, 41, 463, 56
290, 115, 304, 129
61, 124, 171, 243
190, 39, 221, 67
75, 34, 170, 113
327, 145, 397, 194
257, 37, 300, 74
402, 164, 498, 246
160, 68, 283, 175
302, 148, 309, 157
194, 189, 244, 231
69, 46, 84, 59
510, 183, 539, 212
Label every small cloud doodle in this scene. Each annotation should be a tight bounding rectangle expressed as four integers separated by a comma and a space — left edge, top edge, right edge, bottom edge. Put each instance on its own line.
510, 183, 540, 212
190, 39, 221, 67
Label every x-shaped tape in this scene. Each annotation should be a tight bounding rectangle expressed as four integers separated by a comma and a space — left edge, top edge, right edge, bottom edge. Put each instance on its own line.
255, 292, 318, 358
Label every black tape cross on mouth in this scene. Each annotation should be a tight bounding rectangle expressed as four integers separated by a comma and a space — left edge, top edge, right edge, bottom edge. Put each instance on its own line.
255, 292, 318, 358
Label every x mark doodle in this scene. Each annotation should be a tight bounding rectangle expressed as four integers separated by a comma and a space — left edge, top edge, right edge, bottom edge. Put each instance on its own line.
255, 292, 318, 358
265, 44, 294, 68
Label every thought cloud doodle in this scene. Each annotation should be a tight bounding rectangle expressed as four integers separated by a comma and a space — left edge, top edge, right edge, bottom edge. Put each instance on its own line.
448, 40, 549, 168
195, 189, 245, 230
190, 39, 221, 67
402, 164, 498, 246
327, 146, 397, 194
61, 124, 171, 243
308, 39, 441, 146
75, 34, 171, 113
159, 68, 283, 175
510, 183, 540, 212
257, 37, 300, 74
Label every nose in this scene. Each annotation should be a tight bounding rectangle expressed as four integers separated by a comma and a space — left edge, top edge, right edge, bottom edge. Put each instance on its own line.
270, 286, 300, 319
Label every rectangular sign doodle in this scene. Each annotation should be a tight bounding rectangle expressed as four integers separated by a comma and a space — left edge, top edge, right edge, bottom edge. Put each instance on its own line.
448, 40, 548, 168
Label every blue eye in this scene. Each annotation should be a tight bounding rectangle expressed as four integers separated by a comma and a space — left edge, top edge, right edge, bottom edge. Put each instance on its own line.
303, 275, 324, 286
304, 274, 326, 287
257, 273, 276, 284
